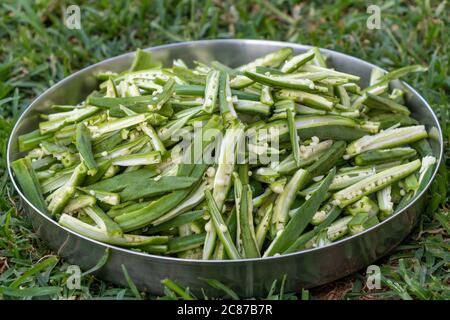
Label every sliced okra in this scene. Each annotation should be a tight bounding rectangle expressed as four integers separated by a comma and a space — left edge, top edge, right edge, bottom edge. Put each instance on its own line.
354, 147, 417, 166
332, 159, 421, 208
345, 125, 428, 157
202, 70, 220, 113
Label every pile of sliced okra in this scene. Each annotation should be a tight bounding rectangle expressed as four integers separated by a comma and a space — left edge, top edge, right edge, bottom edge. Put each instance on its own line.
12, 47, 437, 259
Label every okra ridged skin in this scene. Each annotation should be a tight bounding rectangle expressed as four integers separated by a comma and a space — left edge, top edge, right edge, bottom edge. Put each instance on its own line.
12, 45, 435, 260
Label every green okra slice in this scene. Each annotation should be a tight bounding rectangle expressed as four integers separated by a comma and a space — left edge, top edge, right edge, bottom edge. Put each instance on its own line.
205, 190, 241, 260
78, 187, 121, 206
244, 70, 316, 92
76, 123, 98, 175
230, 47, 293, 89
18, 129, 53, 152
326, 216, 353, 241
286, 107, 301, 167
174, 84, 260, 101
348, 212, 371, 235
151, 180, 207, 225
275, 90, 334, 111
139, 123, 166, 154
86, 167, 159, 192
204, 121, 244, 260
115, 164, 207, 232
280, 50, 315, 73
146, 209, 205, 234
344, 196, 379, 217
260, 85, 274, 106
362, 65, 428, 94
39, 106, 99, 135
212, 121, 245, 211
285, 205, 342, 253
119, 176, 199, 201
377, 185, 394, 219
202, 70, 220, 113
89, 114, 152, 138
255, 197, 275, 251
48, 162, 87, 215
111, 151, 161, 166
235, 99, 271, 115
238, 182, 260, 258
62, 195, 96, 213
354, 147, 417, 166
264, 167, 335, 256
272, 168, 310, 231
218, 71, 238, 123
11, 158, 48, 214
332, 159, 421, 208
167, 233, 206, 254
59, 213, 167, 247
301, 166, 376, 197
107, 201, 150, 218
364, 93, 411, 116
252, 188, 273, 208
345, 125, 428, 157
305, 141, 346, 178
129, 48, 161, 71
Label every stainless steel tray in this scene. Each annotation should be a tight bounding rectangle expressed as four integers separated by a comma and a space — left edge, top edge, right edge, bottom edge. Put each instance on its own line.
7, 40, 443, 297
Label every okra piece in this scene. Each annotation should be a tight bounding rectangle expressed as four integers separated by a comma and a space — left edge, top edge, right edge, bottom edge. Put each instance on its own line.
332, 159, 421, 208
167, 233, 206, 254
354, 147, 417, 166
364, 93, 411, 115
76, 123, 98, 175
218, 71, 238, 122
11, 158, 48, 214
255, 199, 274, 251
285, 205, 342, 253
111, 151, 161, 166
306, 141, 346, 178
78, 187, 121, 206
244, 70, 316, 91
276, 89, 334, 111
202, 70, 220, 113
326, 216, 353, 241
238, 182, 260, 258
235, 100, 271, 116
89, 114, 151, 138
212, 121, 245, 210
205, 190, 241, 260
272, 168, 310, 231
48, 162, 87, 215
86, 167, 158, 192
139, 123, 166, 154
252, 188, 273, 208
286, 107, 301, 167
18, 129, 53, 152
264, 168, 335, 256
39, 106, 99, 134
231, 47, 293, 88
377, 185, 394, 219
346, 126, 428, 157
63, 195, 96, 213
280, 50, 315, 73
348, 212, 371, 235
146, 209, 205, 234
260, 85, 274, 106
344, 196, 379, 217
59, 213, 167, 247
151, 181, 207, 225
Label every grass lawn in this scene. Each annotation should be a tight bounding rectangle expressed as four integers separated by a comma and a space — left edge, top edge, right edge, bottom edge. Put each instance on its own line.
0, 0, 448, 299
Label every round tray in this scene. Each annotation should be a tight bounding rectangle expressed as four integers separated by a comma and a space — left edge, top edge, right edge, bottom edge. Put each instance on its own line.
7, 40, 443, 297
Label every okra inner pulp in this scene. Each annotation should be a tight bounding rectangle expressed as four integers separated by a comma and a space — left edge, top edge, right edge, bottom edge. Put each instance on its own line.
12, 47, 433, 260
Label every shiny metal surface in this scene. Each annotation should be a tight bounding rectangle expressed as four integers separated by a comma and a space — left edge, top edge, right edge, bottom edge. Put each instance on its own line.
7, 40, 443, 297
